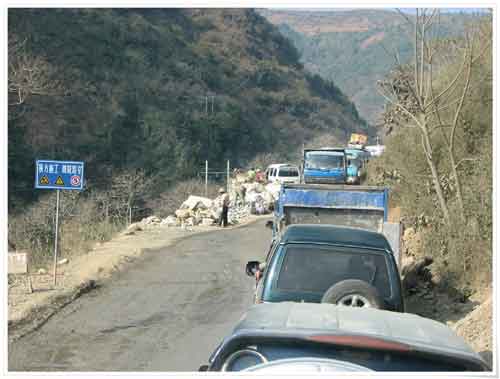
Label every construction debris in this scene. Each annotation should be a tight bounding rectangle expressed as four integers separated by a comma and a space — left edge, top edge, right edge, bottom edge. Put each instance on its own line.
155, 168, 282, 229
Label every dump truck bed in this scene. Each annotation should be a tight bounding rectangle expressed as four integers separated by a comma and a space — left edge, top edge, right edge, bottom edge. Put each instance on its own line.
274, 184, 401, 266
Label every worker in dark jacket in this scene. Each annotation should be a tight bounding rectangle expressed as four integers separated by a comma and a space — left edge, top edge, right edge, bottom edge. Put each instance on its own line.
218, 187, 230, 227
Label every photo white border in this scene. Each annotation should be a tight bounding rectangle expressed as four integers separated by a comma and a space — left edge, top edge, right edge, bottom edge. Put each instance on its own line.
2, 1, 497, 379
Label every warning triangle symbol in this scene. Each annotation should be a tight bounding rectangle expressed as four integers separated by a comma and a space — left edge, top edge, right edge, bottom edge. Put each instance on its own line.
55, 176, 65, 186
39, 175, 49, 185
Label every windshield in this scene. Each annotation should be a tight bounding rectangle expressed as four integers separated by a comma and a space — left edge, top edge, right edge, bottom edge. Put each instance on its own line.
276, 244, 391, 298
278, 167, 299, 177
347, 157, 362, 168
304, 153, 344, 170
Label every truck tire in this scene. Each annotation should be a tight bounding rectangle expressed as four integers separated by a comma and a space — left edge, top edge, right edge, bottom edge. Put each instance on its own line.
321, 279, 384, 309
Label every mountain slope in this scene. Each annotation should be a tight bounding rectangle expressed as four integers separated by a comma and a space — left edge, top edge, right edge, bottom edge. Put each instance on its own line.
260, 9, 478, 124
8, 9, 370, 209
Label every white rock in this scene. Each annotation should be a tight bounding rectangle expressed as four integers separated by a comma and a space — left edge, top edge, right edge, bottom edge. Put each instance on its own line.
57, 258, 69, 265
181, 195, 213, 210
161, 215, 178, 227
123, 223, 142, 235
202, 218, 215, 226
175, 208, 191, 219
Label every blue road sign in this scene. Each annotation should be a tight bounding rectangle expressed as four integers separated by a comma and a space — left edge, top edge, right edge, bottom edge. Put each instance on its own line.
35, 160, 85, 190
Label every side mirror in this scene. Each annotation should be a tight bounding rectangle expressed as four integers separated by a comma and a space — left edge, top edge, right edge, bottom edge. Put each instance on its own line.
265, 220, 274, 229
246, 261, 261, 277
198, 365, 209, 372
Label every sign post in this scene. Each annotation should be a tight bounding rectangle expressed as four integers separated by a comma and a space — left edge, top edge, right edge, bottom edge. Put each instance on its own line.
35, 160, 85, 287
53, 189, 60, 286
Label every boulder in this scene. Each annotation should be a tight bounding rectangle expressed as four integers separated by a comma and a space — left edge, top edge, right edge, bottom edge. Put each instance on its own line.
401, 256, 434, 291
181, 195, 213, 211
265, 182, 281, 201
161, 215, 178, 227
202, 218, 215, 226
123, 223, 142, 235
175, 208, 191, 220
141, 215, 161, 225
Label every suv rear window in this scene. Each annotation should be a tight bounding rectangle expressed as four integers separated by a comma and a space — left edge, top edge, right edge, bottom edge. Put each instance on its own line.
278, 167, 299, 177
276, 244, 391, 298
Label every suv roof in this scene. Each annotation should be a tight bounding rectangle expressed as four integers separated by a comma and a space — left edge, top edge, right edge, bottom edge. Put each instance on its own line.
281, 224, 392, 251
229, 302, 487, 370
267, 163, 298, 169
304, 147, 345, 151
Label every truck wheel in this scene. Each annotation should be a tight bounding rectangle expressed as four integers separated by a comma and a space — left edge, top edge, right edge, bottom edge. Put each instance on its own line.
321, 279, 384, 309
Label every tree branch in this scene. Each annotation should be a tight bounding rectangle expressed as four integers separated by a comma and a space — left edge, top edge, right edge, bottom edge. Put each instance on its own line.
377, 86, 424, 130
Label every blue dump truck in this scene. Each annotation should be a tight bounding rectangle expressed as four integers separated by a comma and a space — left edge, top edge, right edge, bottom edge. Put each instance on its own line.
302, 148, 347, 184
272, 183, 402, 266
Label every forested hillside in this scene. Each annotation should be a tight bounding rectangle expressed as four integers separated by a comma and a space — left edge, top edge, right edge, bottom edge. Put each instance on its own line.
260, 9, 480, 124
9, 9, 369, 211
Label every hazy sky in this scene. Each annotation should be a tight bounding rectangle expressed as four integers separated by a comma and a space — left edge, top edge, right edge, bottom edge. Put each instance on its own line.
267, 8, 490, 13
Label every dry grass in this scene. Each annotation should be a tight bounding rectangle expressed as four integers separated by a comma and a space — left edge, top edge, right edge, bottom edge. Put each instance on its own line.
8, 191, 127, 271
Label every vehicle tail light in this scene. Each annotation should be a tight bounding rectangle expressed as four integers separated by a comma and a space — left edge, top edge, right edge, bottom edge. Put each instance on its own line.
307, 335, 411, 352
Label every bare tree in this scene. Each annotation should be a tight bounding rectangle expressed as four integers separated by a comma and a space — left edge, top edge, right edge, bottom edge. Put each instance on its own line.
8, 34, 62, 109
108, 170, 153, 224
377, 8, 490, 225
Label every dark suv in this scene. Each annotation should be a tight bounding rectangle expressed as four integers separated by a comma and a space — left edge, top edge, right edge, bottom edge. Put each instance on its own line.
246, 224, 404, 312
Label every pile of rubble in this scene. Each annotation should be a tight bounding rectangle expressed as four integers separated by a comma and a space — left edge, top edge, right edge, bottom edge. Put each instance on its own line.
124, 169, 283, 232
234, 181, 281, 216
174, 195, 218, 227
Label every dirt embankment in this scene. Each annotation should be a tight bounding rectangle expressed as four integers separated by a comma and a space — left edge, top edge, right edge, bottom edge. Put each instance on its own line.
401, 227, 493, 368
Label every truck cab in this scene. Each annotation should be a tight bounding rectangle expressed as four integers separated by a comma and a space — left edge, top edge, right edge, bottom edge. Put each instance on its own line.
302, 148, 347, 184
345, 148, 370, 185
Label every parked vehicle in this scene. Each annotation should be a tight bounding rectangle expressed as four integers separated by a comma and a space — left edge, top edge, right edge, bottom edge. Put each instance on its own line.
246, 224, 404, 312
200, 302, 489, 372
365, 144, 386, 157
348, 132, 368, 149
266, 164, 300, 184
302, 148, 347, 184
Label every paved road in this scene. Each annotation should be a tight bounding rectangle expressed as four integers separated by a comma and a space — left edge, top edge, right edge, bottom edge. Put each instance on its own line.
9, 219, 271, 371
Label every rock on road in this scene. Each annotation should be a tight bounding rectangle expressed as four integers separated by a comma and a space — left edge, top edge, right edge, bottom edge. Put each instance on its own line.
9, 218, 272, 371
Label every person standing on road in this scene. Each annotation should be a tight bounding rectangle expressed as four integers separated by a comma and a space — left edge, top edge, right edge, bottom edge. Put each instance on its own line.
255, 168, 265, 183
247, 168, 256, 182
218, 187, 230, 227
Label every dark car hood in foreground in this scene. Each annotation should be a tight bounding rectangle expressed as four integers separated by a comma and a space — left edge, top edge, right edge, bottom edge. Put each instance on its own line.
210, 302, 488, 370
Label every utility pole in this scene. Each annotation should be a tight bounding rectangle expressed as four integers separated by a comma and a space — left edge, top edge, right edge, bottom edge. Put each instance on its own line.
211, 95, 214, 114
226, 160, 230, 194
205, 95, 208, 115
205, 160, 208, 197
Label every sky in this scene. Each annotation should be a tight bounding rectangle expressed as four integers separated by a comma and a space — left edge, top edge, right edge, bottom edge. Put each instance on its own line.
267, 7, 490, 13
